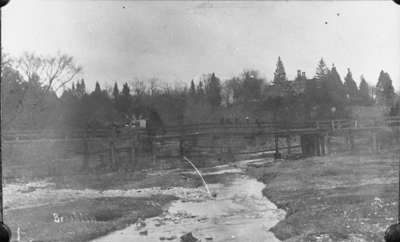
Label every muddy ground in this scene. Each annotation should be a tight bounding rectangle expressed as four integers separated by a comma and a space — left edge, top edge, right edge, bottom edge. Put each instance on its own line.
4, 159, 282, 242
3, 166, 214, 241
248, 152, 399, 242
4, 152, 399, 242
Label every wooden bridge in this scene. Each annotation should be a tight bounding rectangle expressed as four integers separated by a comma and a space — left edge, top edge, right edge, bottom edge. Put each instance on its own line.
3, 116, 400, 162
3, 116, 399, 140
148, 116, 399, 156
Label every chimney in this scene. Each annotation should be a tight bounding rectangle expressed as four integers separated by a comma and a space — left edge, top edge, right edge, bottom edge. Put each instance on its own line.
297, 70, 301, 78
302, 72, 306, 78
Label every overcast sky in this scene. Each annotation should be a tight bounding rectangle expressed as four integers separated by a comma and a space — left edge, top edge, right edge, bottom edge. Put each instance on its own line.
3, 0, 400, 91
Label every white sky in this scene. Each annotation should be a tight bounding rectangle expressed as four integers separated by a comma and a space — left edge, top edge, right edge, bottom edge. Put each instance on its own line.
2, 0, 400, 91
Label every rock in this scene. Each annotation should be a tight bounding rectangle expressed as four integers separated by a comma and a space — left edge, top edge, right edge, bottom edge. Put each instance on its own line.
139, 230, 148, 236
136, 217, 146, 229
197, 217, 208, 222
205, 236, 213, 240
180, 232, 200, 242
385, 223, 400, 242
166, 235, 177, 240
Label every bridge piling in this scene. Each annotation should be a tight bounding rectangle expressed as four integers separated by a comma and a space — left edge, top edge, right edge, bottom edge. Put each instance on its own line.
274, 135, 281, 159
324, 135, 329, 155
319, 135, 326, 156
286, 136, 291, 155
315, 135, 321, 156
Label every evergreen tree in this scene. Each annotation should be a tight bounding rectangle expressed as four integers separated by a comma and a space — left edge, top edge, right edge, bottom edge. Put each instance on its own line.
189, 80, 196, 97
196, 81, 205, 100
376, 70, 395, 106
76, 78, 86, 98
122, 82, 130, 96
315, 58, 329, 81
112, 82, 119, 100
390, 96, 400, 116
94, 82, 101, 95
343, 68, 358, 103
117, 82, 132, 115
80, 79, 86, 93
273, 57, 287, 85
327, 65, 346, 103
205, 73, 222, 106
359, 75, 370, 105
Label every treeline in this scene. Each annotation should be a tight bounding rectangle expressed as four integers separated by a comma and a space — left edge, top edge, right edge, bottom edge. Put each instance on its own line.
1, 53, 399, 131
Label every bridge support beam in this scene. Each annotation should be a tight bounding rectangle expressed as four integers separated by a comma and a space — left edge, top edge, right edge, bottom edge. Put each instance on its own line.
324, 135, 329, 155
345, 130, 355, 152
314, 135, 320, 156
300, 134, 327, 157
286, 135, 291, 155
318, 135, 325, 156
350, 132, 355, 152
274, 135, 281, 159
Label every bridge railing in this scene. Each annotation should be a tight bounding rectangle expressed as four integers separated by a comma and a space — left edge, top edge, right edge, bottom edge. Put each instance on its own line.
3, 116, 400, 141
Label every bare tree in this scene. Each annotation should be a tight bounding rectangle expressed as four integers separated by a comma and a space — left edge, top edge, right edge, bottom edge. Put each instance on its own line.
148, 77, 160, 96
2, 52, 82, 129
130, 79, 147, 96
16, 52, 82, 93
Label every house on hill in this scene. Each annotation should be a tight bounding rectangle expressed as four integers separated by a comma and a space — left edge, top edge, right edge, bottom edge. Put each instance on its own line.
292, 70, 309, 94
265, 69, 311, 97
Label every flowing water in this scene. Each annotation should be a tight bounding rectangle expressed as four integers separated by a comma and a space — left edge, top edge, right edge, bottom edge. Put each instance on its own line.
93, 159, 286, 242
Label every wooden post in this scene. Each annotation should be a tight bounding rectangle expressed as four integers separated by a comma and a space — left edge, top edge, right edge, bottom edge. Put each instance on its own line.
300, 135, 310, 156
300, 135, 305, 155
319, 135, 325, 156
179, 138, 184, 157
324, 135, 329, 155
286, 136, 291, 155
274, 135, 281, 159
315, 135, 320, 156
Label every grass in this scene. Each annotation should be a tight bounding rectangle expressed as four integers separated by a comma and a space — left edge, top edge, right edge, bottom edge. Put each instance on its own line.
5, 195, 177, 242
248, 152, 399, 241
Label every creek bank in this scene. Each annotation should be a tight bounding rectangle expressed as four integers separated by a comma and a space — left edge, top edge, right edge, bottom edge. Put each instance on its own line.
246, 154, 398, 242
